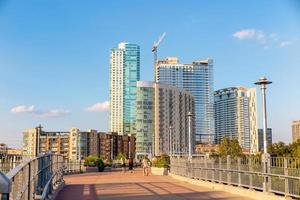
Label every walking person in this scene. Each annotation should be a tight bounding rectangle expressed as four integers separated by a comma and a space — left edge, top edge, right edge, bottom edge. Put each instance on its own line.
128, 157, 134, 173
121, 157, 126, 173
142, 156, 150, 176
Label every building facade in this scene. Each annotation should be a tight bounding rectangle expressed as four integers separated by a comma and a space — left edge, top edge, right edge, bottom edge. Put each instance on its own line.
69, 128, 98, 160
156, 57, 214, 143
98, 132, 135, 160
292, 121, 300, 143
135, 81, 195, 156
214, 87, 259, 153
110, 42, 140, 135
258, 128, 272, 151
22, 126, 136, 161
135, 81, 154, 157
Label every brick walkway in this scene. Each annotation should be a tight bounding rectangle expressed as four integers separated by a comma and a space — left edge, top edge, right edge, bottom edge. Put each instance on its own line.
56, 169, 253, 200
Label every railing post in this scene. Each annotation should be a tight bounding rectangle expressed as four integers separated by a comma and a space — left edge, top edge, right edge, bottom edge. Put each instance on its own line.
284, 158, 290, 197
249, 157, 253, 189
0, 172, 11, 200
219, 157, 222, 183
227, 155, 231, 185
204, 156, 208, 180
28, 162, 31, 200
262, 153, 270, 193
211, 157, 215, 182
238, 157, 241, 187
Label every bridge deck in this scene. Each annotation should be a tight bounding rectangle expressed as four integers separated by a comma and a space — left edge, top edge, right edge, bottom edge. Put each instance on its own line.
56, 169, 253, 200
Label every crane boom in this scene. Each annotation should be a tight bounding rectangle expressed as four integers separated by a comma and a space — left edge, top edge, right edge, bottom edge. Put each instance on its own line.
152, 32, 166, 81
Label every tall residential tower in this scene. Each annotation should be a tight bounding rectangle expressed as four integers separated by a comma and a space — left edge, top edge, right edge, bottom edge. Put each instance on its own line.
135, 81, 195, 157
110, 42, 140, 135
214, 87, 258, 153
156, 57, 214, 143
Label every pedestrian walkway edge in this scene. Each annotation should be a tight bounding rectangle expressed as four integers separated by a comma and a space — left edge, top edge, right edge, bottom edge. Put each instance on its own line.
169, 173, 289, 200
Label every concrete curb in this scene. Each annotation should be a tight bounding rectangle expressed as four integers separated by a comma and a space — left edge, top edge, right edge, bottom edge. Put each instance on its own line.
169, 173, 289, 200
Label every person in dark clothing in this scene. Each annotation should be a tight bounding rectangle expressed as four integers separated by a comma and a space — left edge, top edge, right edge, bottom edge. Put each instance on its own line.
128, 157, 134, 173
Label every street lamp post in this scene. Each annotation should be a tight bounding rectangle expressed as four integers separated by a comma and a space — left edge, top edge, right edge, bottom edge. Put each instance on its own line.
255, 77, 272, 154
254, 76, 272, 192
187, 112, 193, 160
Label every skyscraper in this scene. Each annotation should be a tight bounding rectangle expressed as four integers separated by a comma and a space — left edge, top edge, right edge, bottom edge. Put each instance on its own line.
258, 128, 272, 151
156, 57, 214, 143
135, 81, 195, 156
110, 42, 140, 135
292, 120, 300, 143
214, 87, 258, 153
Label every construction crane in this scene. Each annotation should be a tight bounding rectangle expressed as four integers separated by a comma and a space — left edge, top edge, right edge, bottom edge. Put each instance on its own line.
152, 32, 166, 81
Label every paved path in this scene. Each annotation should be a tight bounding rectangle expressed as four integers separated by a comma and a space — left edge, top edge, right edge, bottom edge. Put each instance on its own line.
56, 169, 253, 200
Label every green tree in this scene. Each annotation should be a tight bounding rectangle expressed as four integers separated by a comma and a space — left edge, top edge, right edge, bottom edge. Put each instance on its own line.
216, 138, 243, 158
267, 142, 290, 157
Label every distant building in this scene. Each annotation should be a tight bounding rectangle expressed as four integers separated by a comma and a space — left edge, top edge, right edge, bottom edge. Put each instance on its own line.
69, 128, 98, 160
0, 143, 8, 156
135, 81, 195, 156
156, 57, 214, 143
258, 128, 272, 151
22, 125, 136, 160
23, 126, 97, 160
214, 87, 259, 153
98, 132, 135, 160
292, 121, 300, 143
110, 42, 140, 135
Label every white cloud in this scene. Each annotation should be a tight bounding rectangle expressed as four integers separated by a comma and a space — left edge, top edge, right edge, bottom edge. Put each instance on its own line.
11, 105, 70, 118
35, 109, 70, 118
233, 29, 296, 49
279, 41, 292, 48
86, 101, 109, 112
11, 105, 35, 113
233, 29, 266, 43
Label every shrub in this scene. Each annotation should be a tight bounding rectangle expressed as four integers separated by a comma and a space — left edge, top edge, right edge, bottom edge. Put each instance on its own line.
95, 158, 105, 172
152, 154, 170, 168
84, 155, 98, 167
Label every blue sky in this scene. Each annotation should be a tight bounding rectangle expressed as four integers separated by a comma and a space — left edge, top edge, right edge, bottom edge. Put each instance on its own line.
0, 0, 299, 148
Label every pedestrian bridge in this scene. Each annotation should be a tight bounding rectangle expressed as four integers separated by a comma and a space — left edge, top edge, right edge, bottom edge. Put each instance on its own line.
55, 168, 250, 200
1, 153, 299, 200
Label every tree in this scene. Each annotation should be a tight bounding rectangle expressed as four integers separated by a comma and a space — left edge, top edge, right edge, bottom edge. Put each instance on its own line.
268, 142, 290, 157
216, 138, 243, 158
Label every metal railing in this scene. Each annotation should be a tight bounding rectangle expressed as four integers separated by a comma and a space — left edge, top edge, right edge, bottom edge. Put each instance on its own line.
0, 153, 84, 200
170, 155, 300, 198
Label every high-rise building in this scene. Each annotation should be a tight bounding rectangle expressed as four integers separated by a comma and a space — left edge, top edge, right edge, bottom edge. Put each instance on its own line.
135, 81, 154, 157
258, 128, 272, 151
292, 120, 300, 143
135, 81, 195, 156
156, 57, 214, 143
110, 42, 140, 135
214, 87, 258, 153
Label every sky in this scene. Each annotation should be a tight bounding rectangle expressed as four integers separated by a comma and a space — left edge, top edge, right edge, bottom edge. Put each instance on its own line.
0, 0, 300, 148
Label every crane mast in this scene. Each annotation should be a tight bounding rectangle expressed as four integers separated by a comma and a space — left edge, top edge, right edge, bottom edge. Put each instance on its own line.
152, 32, 166, 81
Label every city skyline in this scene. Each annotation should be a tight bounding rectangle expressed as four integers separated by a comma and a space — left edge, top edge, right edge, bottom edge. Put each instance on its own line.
1, 1, 300, 147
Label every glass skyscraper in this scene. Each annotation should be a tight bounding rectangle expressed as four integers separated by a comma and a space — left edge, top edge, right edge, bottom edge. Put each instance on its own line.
110, 42, 140, 135
156, 57, 214, 143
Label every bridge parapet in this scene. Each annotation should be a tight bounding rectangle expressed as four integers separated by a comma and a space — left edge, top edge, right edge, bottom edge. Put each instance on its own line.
170, 155, 300, 198
0, 153, 83, 200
